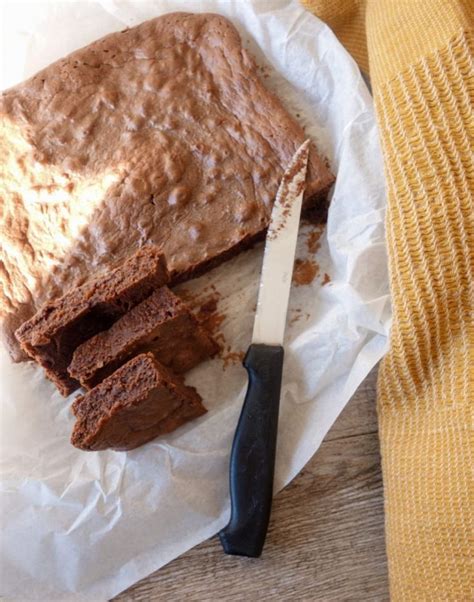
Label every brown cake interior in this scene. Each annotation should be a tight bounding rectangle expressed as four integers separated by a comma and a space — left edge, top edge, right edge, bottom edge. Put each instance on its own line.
15, 245, 168, 395
69, 286, 218, 388
71, 353, 205, 451
16, 246, 168, 345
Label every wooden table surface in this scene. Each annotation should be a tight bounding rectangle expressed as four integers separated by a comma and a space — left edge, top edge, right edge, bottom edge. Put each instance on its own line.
115, 367, 388, 601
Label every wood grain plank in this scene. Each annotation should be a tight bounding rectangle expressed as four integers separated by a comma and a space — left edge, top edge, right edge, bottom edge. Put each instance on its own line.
114, 369, 388, 601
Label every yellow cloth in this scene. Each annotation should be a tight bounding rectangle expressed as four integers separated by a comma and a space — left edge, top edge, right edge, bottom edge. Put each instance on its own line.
302, 1, 473, 599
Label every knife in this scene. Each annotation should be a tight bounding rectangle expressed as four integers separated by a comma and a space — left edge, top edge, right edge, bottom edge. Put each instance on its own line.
219, 139, 311, 558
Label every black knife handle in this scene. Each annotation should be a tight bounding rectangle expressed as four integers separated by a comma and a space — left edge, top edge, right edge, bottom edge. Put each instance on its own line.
219, 343, 284, 557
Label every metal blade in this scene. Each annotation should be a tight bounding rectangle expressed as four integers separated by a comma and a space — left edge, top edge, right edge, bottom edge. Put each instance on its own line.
252, 139, 310, 346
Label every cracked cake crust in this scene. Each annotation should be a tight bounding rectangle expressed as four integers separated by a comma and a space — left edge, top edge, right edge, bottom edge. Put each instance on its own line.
0, 12, 334, 361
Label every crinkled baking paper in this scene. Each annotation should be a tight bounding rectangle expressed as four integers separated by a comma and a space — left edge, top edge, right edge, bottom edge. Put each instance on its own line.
0, 1, 389, 599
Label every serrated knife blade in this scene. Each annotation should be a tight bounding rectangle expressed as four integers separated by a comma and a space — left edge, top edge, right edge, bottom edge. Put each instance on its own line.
252, 139, 311, 345
219, 140, 311, 558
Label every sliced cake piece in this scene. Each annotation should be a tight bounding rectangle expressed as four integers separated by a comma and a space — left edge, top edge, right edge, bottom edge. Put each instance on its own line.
71, 352, 206, 451
68, 286, 218, 389
15, 246, 168, 396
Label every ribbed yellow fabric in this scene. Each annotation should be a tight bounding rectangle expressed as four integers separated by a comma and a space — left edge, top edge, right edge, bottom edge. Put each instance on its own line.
302, 1, 474, 599
304, 0, 369, 71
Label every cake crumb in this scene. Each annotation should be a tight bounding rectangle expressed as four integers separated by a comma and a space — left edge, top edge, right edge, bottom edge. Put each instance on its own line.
290, 308, 310, 325
176, 288, 192, 303
307, 226, 323, 254
322, 272, 331, 285
222, 350, 245, 370
177, 287, 226, 350
196, 297, 225, 336
293, 258, 319, 286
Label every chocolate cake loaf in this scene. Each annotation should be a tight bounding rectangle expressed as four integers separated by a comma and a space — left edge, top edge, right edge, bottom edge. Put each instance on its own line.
69, 286, 218, 389
1, 12, 334, 361
15, 246, 168, 396
71, 353, 206, 451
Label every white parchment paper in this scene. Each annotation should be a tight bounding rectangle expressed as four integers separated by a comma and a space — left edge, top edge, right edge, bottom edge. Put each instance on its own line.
0, 1, 390, 599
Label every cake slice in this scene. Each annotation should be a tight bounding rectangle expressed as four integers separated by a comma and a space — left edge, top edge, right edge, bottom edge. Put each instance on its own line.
15, 246, 168, 396
1, 12, 335, 362
69, 286, 218, 389
71, 353, 206, 451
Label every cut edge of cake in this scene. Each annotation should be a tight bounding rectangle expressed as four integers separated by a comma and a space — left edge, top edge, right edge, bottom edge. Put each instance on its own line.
14, 245, 169, 396
68, 285, 219, 389
71, 352, 206, 451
